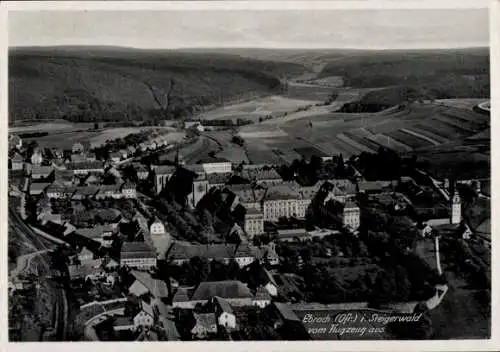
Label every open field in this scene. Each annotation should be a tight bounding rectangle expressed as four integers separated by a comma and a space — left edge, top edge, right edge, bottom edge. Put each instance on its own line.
196, 95, 319, 121
9, 120, 89, 133
17, 125, 185, 149
230, 100, 489, 161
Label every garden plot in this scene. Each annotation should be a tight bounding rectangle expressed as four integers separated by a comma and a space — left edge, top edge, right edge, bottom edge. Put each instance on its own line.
368, 134, 412, 153
385, 130, 434, 149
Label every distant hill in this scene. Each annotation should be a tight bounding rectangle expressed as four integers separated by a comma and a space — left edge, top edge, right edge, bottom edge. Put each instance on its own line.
9, 46, 308, 124
318, 48, 490, 100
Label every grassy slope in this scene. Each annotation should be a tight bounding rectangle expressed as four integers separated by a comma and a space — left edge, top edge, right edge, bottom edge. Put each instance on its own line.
9, 46, 307, 123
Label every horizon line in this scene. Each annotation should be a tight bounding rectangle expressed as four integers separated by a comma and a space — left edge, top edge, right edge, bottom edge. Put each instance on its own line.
8, 44, 490, 51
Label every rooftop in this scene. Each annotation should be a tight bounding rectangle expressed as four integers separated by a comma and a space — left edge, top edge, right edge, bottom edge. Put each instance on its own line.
66, 161, 105, 171
31, 165, 54, 175
243, 168, 282, 181
192, 313, 217, 330
197, 157, 231, 164
121, 242, 156, 260
130, 270, 169, 298
191, 280, 254, 301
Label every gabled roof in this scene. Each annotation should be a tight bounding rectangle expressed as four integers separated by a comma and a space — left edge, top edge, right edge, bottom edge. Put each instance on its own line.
130, 270, 169, 298
273, 302, 300, 322
214, 296, 233, 314
121, 242, 156, 259
190, 280, 253, 301
255, 286, 272, 300
66, 161, 105, 171
243, 168, 282, 181
31, 165, 54, 175
172, 288, 191, 303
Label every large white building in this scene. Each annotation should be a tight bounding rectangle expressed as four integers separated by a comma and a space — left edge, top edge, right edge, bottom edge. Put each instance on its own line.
343, 200, 360, 231
451, 191, 461, 225
199, 158, 232, 175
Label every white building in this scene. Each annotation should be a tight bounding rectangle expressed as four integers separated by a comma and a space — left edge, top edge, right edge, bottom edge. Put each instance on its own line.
343, 200, 360, 231
213, 297, 237, 330
451, 191, 461, 225
199, 158, 232, 175
133, 301, 155, 329
149, 217, 166, 236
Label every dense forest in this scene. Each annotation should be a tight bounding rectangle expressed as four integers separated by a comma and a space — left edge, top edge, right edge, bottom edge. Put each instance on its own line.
9, 47, 307, 124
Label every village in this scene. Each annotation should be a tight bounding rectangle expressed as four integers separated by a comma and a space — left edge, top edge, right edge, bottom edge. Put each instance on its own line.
7, 123, 491, 341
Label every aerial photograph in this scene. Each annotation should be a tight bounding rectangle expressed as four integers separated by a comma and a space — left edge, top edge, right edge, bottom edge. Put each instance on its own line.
7, 2, 490, 342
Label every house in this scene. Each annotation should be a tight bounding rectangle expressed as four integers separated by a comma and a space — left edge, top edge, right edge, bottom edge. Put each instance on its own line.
133, 300, 155, 329
72, 142, 85, 154
121, 182, 137, 199
66, 161, 105, 175
172, 280, 254, 308
70, 154, 87, 163
343, 200, 360, 231
74, 225, 117, 247
244, 208, 264, 238
149, 217, 166, 236
120, 242, 157, 270
38, 213, 63, 225
262, 184, 301, 221
191, 313, 217, 338
82, 173, 100, 186
67, 259, 103, 280
270, 302, 302, 330
357, 181, 395, 194
207, 172, 232, 189
133, 163, 149, 180
212, 296, 237, 329
243, 168, 283, 186
77, 246, 94, 262
9, 134, 22, 150
29, 182, 51, 196
253, 287, 272, 308
31, 166, 54, 180
128, 270, 169, 299
109, 151, 122, 164
54, 170, 75, 186
30, 150, 43, 165
119, 149, 128, 159
127, 146, 137, 156
167, 242, 258, 267
198, 157, 232, 175
113, 316, 135, 332
71, 186, 100, 200
259, 242, 280, 266
276, 229, 311, 242
10, 152, 24, 171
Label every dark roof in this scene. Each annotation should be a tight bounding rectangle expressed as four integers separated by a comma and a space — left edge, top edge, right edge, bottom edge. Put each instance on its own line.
273, 302, 300, 322
154, 165, 177, 175
66, 161, 104, 171
114, 316, 134, 327
190, 280, 253, 301
214, 296, 233, 314
172, 288, 191, 303
243, 168, 282, 181
207, 172, 232, 185
31, 166, 54, 175
168, 243, 233, 261
197, 157, 231, 164
121, 242, 156, 259
193, 313, 217, 330
131, 270, 169, 298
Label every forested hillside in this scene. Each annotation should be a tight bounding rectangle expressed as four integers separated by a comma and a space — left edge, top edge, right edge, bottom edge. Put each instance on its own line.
9, 47, 307, 124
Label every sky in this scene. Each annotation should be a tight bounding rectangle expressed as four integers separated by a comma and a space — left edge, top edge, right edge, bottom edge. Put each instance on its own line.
8, 7, 489, 50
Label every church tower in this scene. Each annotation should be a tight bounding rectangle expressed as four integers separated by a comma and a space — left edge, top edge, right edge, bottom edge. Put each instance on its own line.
451, 191, 461, 225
